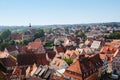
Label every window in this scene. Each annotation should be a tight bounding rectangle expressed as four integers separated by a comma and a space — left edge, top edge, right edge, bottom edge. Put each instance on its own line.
95, 68, 96, 71
117, 67, 119, 70
86, 72, 88, 76
89, 63, 92, 67
96, 63, 98, 66
84, 73, 86, 77
69, 71, 71, 74
90, 71, 92, 74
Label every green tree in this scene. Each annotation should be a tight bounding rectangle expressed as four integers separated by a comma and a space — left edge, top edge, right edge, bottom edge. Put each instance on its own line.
28, 37, 34, 42
104, 32, 120, 39
18, 40, 23, 45
12, 53, 18, 58
75, 30, 86, 39
1, 29, 11, 40
0, 36, 3, 43
64, 27, 69, 34
64, 58, 73, 66
34, 29, 44, 39
44, 41, 54, 47
48, 29, 54, 34
8, 40, 15, 45
23, 40, 29, 45
0, 39, 15, 51
0, 61, 6, 72
0, 42, 9, 51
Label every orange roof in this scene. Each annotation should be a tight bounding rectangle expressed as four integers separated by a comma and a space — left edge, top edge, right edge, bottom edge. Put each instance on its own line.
66, 60, 82, 74
64, 54, 103, 80
28, 42, 41, 49
56, 45, 66, 53
10, 33, 22, 40
112, 40, 120, 44
0, 55, 16, 67
64, 71, 82, 80
50, 75, 68, 80
27, 40, 45, 53
64, 60, 82, 80
64, 50, 79, 59
105, 40, 120, 48
100, 45, 117, 54
28, 39, 43, 49
99, 53, 107, 60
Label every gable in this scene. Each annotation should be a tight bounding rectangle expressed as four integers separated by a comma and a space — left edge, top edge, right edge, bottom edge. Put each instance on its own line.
66, 60, 82, 74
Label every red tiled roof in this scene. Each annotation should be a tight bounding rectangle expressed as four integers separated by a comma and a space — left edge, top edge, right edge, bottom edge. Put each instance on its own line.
10, 33, 22, 40
65, 45, 76, 50
20, 67, 27, 75
12, 66, 22, 78
47, 51, 56, 59
27, 40, 46, 53
89, 54, 103, 68
28, 42, 41, 49
68, 35, 75, 41
56, 45, 66, 53
29, 76, 42, 80
17, 53, 35, 66
64, 54, 103, 80
50, 75, 68, 80
17, 53, 49, 66
6, 45, 17, 53
0, 56, 16, 67
66, 60, 82, 74
101, 41, 120, 62
64, 50, 79, 60
34, 54, 49, 66
100, 45, 117, 54
67, 35, 80, 42
18, 46, 33, 54
99, 53, 107, 60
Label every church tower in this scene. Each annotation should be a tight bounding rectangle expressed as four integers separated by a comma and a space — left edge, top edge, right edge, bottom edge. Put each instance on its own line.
29, 23, 31, 28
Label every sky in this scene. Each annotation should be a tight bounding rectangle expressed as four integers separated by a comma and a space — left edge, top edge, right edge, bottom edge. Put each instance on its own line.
0, 0, 120, 26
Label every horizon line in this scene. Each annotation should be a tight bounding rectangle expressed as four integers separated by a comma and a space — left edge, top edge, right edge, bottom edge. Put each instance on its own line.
0, 21, 120, 26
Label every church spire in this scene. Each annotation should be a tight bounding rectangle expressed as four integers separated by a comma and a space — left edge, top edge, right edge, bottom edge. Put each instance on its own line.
29, 23, 31, 28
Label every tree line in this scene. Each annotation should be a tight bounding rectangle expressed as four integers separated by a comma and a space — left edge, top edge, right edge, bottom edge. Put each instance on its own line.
104, 32, 120, 39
